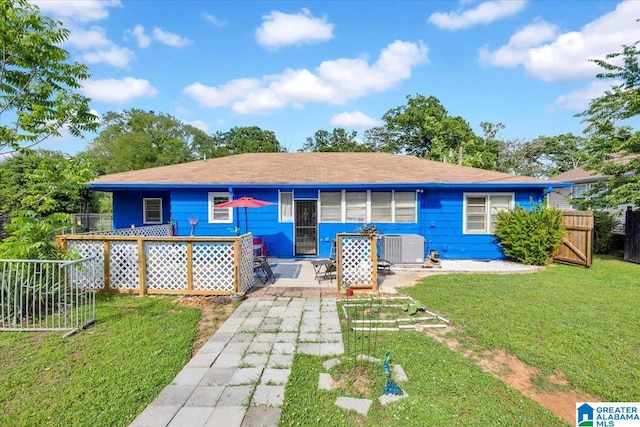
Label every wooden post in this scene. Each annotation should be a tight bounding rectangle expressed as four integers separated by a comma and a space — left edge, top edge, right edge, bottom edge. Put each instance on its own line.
336, 235, 342, 290
103, 241, 111, 291
233, 239, 240, 293
370, 235, 378, 292
186, 241, 193, 292
138, 238, 147, 296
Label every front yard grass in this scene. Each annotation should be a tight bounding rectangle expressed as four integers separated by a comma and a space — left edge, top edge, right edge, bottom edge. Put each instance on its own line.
404, 256, 640, 402
0, 294, 201, 427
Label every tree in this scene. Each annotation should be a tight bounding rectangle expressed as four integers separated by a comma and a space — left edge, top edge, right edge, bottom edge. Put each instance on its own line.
209, 126, 283, 157
375, 94, 483, 167
0, 149, 96, 217
301, 128, 375, 152
0, 0, 97, 155
85, 110, 199, 174
578, 42, 640, 207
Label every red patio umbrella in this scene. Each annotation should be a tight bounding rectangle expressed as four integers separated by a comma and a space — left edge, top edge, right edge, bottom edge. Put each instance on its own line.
214, 196, 274, 233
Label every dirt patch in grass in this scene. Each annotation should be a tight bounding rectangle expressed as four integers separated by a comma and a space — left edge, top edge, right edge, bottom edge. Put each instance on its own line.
424, 326, 599, 425
173, 296, 235, 356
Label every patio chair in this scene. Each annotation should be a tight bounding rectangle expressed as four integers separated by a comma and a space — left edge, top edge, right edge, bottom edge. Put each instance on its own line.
254, 256, 275, 285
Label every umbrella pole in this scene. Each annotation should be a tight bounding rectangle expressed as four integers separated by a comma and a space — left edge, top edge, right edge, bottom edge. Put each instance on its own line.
245, 207, 248, 234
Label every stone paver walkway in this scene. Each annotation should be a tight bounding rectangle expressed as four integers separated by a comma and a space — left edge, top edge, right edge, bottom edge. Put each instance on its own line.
130, 296, 344, 427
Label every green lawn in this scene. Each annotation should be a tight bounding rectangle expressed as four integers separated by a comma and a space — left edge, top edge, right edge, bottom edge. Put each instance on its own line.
2, 257, 638, 426
404, 256, 640, 402
0, 294, 201, 427
281, 256, 639, 426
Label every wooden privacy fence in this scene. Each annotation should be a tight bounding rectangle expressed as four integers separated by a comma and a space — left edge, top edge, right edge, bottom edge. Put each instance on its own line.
56, 233, 254, 296
553, 211, 594, 267
336, 233, 378, 291
624, 207, 640, 264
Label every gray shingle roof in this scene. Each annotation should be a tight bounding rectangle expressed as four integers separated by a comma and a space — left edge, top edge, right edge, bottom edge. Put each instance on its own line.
91, 152, 554, 186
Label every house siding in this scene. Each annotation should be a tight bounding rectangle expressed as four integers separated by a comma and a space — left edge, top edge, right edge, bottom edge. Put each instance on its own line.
112, 190, 170, 229
109, 185, 546, 261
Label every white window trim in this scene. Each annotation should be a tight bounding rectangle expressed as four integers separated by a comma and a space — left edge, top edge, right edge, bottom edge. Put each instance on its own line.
279, 190, 294, 222
208, 192, 233, 224
143, 198, 162, 224
318, 190, 418, 224
463, 192, 514, 234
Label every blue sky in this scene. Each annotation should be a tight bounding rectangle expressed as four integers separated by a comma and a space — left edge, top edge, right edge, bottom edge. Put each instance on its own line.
31, 0, 640, 154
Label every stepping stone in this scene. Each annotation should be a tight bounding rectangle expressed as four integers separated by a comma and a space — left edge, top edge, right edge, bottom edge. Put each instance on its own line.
318, 373, 333, 391
357, 354, 381, 364
378, 392, 409, 406
322, 358, 341, 371
335, 396, 372, 416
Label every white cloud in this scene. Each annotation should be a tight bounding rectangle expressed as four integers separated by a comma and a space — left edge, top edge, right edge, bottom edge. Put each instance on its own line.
185, 120, 210, 132
31, 0, 121, 24
183, 79, 263, 108
480, 1, 640, 82
183, 40, 428, 114
203, 13, 225, 27
65, 26, 113, 49
330, 111, 379, 128
552, 80, 620, 111
82, 46, 135, 68
479, 21, 558, 67
256, 8, 334, 50
82, 77, 158, 103
153, 27, 192, 47
428, 0, 527, 30
132, 25, 152, 48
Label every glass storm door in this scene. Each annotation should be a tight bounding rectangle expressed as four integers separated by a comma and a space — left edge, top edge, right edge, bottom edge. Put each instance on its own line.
294, 200, 317, 256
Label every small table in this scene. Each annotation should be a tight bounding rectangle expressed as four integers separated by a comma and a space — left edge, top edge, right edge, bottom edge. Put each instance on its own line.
310, 259, 335, 284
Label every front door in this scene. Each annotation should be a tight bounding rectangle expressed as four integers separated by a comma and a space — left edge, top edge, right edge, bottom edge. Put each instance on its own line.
294, 200, 317, 256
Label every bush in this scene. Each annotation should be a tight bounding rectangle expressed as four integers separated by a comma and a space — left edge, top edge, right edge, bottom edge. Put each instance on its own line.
593, 211, 618, 254
494, 201, 565, 265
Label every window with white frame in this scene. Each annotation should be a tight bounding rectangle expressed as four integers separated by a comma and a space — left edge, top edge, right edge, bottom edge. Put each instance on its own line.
319, 190, 417, 223
464, 193, 513, 234
571, 184, 589, 199
208, 192, 233, 223
320, 192, 342, 222
345, 192, 367, 222
394, 192, 416, 223
279, 191, 293, 222
143, 198, 162, 224
371, 192, 392, 222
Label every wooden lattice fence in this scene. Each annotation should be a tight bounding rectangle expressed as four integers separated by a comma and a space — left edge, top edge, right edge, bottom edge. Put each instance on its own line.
336, 233, 377, 291
56, 233, 254, 295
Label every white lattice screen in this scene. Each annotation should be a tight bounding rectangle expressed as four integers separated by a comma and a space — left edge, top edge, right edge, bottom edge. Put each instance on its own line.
91, 224, 172, 237
239, 235, 254, 293
191, 242, 235, 291
67, 240, 106, 288
338, 234, 375, 288
60, 235, 253, 295
146, 242, 187, 290
109, 241, 139, 289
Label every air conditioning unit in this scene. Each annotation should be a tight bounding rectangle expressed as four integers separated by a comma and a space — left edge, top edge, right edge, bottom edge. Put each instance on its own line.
380, 234, 425, 264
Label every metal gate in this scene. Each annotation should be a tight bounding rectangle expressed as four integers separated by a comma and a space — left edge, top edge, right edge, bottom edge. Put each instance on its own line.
0, 258, 97, 334
294, 200, 317, 256
624, 208, 640, 264
553, 211, 594, 267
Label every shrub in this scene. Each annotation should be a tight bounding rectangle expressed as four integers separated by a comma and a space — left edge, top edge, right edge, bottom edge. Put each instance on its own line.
593, 211, 618, 254
494, 201, 565, 265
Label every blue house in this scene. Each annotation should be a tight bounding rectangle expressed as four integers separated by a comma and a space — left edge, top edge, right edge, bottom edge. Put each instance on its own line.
90, 152, 565, 260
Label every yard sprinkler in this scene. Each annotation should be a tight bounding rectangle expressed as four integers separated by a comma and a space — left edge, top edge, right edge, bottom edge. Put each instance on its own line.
188, 218, 200, 236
